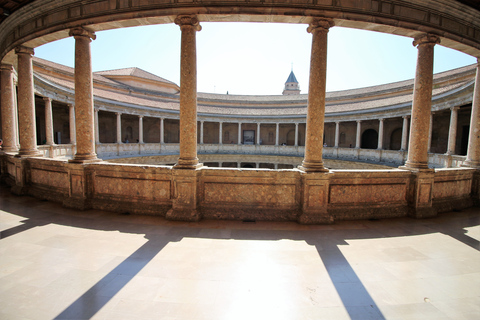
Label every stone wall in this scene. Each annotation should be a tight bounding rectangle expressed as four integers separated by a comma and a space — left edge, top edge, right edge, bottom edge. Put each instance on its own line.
1, 154, 477, 224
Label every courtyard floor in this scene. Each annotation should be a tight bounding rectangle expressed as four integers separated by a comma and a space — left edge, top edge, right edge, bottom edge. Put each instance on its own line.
0, 185, 479, 320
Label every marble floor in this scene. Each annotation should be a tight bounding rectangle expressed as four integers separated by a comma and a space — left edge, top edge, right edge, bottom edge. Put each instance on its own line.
0, 186, 479, 320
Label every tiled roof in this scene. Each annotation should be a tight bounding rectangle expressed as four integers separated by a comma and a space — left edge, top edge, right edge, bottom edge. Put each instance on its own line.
95, 67, 177, 86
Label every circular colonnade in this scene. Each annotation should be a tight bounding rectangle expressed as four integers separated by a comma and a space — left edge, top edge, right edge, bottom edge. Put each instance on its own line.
1, 0, 480, 223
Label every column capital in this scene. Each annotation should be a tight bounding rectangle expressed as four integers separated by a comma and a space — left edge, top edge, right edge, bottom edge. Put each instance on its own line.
175, 15, 201, 31
0, 63, 14, 71
43, 96, 52, 102
138, 115, 144, 119
379, 118, 385, 122
15, 46, 34, 55
413, 33, 440, 47
450, 106, 460, 111
402, 115, 410, 119
115, 112, 122, 116
69, 27, 96, 40
356, 120, 362, 123
307, 18, 334, 34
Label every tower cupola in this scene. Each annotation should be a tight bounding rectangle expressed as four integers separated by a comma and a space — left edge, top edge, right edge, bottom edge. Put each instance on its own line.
282, 70, 300, 95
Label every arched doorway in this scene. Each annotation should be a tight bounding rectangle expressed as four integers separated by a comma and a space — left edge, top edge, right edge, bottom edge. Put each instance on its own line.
390, 128, 402, 150
361, 129, 378, 149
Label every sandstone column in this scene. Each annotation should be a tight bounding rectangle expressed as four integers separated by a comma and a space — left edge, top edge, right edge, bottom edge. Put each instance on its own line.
69, 104, 76, 144
43, 97, 55, 145
446, 106, 459, 155
199, 121, 204, 144
160, 118, 164, 143
219, 121, 223, 144
116, 113, 122, 143
69, 27, 98, 163
15, 46, 42, 157
174, 15, 201, 168
276, 123, 280, 146
295, 123, 299, 147
378, 118, 384, 150
356, 120, 362, 149
138, 116, 144, 143
403, 34, 440, 170
401, 116, 409, 151
464, 58, 480, 168
238, 122, 242, 145
334, 121, 340, 148
94, 108, 100, 144
0, 63, 18, 152
257, 123, 261, 145
300, 18, 333, 172
428, 113, 433, 152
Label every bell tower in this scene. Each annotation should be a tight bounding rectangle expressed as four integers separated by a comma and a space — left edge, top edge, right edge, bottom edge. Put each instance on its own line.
282, 70, 300, 95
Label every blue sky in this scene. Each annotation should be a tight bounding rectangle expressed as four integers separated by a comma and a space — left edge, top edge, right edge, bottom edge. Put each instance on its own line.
35, 22, 477, 95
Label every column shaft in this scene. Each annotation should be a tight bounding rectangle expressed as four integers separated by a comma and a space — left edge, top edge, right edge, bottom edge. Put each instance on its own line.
276, 123, 280, 146
464, 59, 480, 168
257, 123, 261, 145
378, 119, 384, 150
69, 105, 76, 144
334, 122, 340, 148
44, 97, 55, 145
295, 123, 299, 147
0, 64, 18, 152
446, 107, 459, 155
175, 15, 201, 168
94, 109, 100, 144
219, 122, 223, 144
238, 122, 242, 144
428, 113, 433, 152
15, 46, 42, 157
160, 118, 164, 143
200, 121, 204, 144
356, 121, 362, 149
403, 34, 440, 170
116, 113, 122, 143
70, 27, 98, 162
300, 19, 333, 172
139, 116, 144, 143
401, 116, 409, 151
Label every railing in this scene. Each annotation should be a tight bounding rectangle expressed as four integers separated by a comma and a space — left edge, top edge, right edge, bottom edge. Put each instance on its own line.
36, 143, 466, 168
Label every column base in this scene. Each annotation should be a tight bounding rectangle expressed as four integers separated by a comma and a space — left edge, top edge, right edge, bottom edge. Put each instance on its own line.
15, 150, 43, 158
165, 208, 201, 222
298, 212, 334, 224
298, 160, 329, 173
399, 163, 433, 172
174, 158, 202, 170
69, 153, 101, 164
408, 206, 437, 219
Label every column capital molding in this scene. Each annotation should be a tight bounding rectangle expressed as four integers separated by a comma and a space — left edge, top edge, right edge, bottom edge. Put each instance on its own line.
15, 46, 34, 55
67, 103, 74, 108
307, 18, 334, 34
356, 120, 362, 123
402, 115, 410, 119
69, 27, 96, 40
175, 15, 201, 31
138, 115, 144, 119
115, 112, 122, 116
450, 106, 460, 111
413, 33, 440, 47
379, 118, 385, 122
0, 63, 14, 71
43, 96, 52, 102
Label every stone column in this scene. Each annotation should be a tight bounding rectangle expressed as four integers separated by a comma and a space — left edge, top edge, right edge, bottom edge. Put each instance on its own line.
464, 59, 480, 168
69, 27, 98, 163
0, 63, 18, 152
69, 104, 76, 144
295, 123, 299, 147
94, 108, 100, 144
199, 121, 204, 144
355, 120, 362, 149
238, 122, 242, 145
15, 46, 42, 157
138, 116, 144, 143
446, 106, 459, 155
173, 15, 202, 169
403, 34, 440, 171
377, 118, 384, 150
219, 122, 223, 144
275, 123, 280, 146
401, 116, 409, 151
160, 118, 164, 143
257, 123, 261, 145
334, 121, 340, 148
116, 113, 122, 143
428, 113, 433, 152
300, 19, 333, 172
43, 97, 55, 145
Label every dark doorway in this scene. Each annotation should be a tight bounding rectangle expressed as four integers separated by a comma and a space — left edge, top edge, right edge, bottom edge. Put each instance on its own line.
361, 129, 378, 149
390, 128, 402, 150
